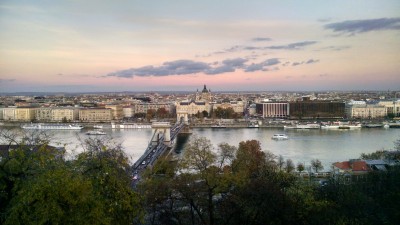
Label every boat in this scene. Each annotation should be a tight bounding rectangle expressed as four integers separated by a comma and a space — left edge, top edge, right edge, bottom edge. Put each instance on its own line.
111, 123, 152, 129
321, 122, 340, 129
383, 124, 390, 129
271, 134, 288, 140
86, 130, 106, 135
339, 123, 362, 129
93, 125, 103, 129
284, 123, 320, 129
248, 123, 259, 128
211, 122, 226, 128
363, 123, 383, 128
321, 122, 361, 129
21, 123, 84, 130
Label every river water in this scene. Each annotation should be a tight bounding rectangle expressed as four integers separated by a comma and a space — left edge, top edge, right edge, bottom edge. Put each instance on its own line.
2, 127, 400, 171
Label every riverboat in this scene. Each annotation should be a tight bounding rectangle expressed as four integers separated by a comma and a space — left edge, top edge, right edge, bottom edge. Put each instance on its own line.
86, 130, 106, 135
271, 134, 288, 140
248, 123, 259, 128
284, 123, 320, 129
111, 123, 152, 129
21, 123, 84, 130
211, 122, 226, 128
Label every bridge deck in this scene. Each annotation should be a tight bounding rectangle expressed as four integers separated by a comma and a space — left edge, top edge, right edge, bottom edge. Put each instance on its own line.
131, 123, 186, 186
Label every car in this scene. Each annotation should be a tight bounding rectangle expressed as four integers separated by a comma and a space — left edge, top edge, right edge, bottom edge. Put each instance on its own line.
142, 160, 146, 165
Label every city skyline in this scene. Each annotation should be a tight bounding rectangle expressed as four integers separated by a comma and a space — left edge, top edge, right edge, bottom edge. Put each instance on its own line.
1, 1, 399, 93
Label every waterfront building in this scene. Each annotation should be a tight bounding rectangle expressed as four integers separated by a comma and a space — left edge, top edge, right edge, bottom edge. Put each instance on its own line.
35, 107, 79, 122
347, 105, 387, 119
123, 106, 134, 118
52, 108, 79, 122
289, 101, 345, 119
105, 105, 124, 120
2, 107, 16, 121
176, 101, 212, 116
79, 108, 112, 122
15, 108, 36, 121
36, 108, 53, 121
255, 102, 289, 118
213, 98, 245, 114
378, 100, 400, 117
133, 103, 174, 114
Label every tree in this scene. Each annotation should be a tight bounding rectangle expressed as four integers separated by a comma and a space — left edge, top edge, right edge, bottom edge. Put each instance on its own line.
277, 155, 285, 171
0, 131, 143, 225
285, 159, 295, 173
297, 162, 305, 173
146, 109, 156, 121
202, 110, 209, 118
156, 107, 169, 119
310, 159, 324, 173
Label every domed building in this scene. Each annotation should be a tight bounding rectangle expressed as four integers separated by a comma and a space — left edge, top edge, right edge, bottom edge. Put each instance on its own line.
195, 84, 212, 102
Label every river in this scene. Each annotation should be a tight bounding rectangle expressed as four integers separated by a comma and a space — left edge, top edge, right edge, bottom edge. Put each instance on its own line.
1, 127, 400, 171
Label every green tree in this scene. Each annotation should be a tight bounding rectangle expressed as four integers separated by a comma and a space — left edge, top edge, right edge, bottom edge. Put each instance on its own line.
311, 159, 324, 173
297, 162, 305, 173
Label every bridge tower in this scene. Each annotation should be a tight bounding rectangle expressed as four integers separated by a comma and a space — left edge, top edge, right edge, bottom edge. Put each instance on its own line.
151, 122, 172, 144
176, 110, 189, 125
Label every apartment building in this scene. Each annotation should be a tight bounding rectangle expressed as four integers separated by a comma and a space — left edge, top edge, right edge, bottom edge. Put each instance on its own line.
134, 103, 173, 114
105, 105, 123, 120
378, 100, 400, 117
16, 108, 36, 121
213, 99, 245, 114
79, 108, 112, 122
52, 108, 79, 122
347, 105, 387, 119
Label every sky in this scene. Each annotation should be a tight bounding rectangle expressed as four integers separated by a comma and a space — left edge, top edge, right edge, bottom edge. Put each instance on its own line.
0, 0, 399, 93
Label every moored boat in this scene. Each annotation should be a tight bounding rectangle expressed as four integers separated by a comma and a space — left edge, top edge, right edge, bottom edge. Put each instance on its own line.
284, 123, 320, 129
21, 123, 84, 130
86, 130, 106, 135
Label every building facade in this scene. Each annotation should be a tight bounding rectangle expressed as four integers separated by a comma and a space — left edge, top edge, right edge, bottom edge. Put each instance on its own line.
52, 108, 79, 122
15, 108, 36, 121
347, 105, 387, 119
256, 102, 289, 118
79, 108, 112, 122
289, 101, 345, 119
105, 105, 124, 120
378, 100, 400, 117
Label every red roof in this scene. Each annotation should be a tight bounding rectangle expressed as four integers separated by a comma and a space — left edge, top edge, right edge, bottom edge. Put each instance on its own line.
352, 161, 369, 171
333, 161, 351, 170
333, 160, 369, 172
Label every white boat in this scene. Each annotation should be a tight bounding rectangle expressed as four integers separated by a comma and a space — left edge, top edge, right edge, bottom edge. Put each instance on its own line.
321, 122, 340, 129
86, 130, 106, 135
111, 123, 151, 129
248, 123, 259, 128
271, 134, 288, 140
21, 123, 84, 130
93, 125, 103, 129
321, 124, 340, 129
211, 124, 226, 128
284, 123, 320, 129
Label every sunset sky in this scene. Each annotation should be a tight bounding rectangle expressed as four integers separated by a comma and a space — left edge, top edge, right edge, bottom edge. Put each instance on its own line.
1, 0, 399, 92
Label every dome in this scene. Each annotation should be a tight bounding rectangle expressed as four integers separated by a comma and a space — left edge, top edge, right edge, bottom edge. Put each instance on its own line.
202, 84, 209, 93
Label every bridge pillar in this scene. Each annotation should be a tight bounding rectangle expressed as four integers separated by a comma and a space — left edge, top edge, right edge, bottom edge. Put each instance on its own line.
176, 111, 189, 125
151, 122, 172, 144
